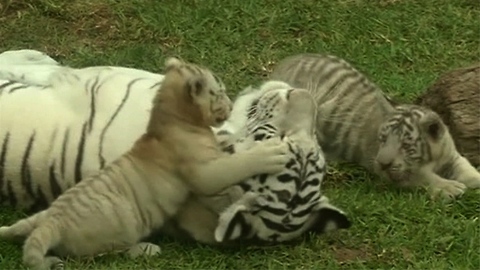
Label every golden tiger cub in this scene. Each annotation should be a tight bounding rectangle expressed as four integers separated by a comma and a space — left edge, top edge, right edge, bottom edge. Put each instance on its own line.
0, 57, 289, 270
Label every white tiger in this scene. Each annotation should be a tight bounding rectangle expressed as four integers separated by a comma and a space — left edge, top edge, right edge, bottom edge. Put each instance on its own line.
0, 49, 61, 86
0, 50, 163, 212
270, 53, 480, 199
212, 81, 351, 243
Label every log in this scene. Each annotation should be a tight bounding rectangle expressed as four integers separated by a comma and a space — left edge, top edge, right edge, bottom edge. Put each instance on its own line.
415, 63, 480, 167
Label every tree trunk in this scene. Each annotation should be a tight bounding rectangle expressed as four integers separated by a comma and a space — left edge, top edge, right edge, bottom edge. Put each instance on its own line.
415, 63, 480, 167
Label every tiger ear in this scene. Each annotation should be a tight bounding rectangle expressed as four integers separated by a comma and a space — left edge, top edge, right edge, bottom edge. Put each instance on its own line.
421, 113, 445, 141
164, 57, 183, 72
186, 76, 205, 99
307, 200, 351, 235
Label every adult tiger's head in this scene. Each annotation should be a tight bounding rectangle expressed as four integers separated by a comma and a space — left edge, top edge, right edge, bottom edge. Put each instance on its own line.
374, 104, 454, 186
247, 80, 317, 137
149, 57, 232, 132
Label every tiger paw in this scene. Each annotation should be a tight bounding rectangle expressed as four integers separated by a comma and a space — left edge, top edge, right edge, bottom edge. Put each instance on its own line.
428, 180, 466, 200
23, 255, 63, 270
457, 175, 480, 189
126, 242, 161, 258
249, 137, 290, 174
46, 256, 64, 270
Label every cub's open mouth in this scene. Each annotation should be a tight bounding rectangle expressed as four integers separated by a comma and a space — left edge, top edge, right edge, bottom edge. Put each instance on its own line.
216, 116, 227, 123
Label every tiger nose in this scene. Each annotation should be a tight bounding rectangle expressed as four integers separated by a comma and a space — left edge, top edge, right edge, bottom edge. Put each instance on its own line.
378, 161, 393, 170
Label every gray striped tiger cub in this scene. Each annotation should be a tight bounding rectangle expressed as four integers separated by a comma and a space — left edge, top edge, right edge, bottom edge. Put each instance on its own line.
270, 53, 480, 199
0, 58, 289, 270
166, 81, 351, 244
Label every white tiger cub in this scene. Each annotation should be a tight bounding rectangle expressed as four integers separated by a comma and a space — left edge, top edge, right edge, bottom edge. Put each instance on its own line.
163, 81, 351, 245
0, 57, 289, 270
213, 82, 351, 243
270, 53, 480, 199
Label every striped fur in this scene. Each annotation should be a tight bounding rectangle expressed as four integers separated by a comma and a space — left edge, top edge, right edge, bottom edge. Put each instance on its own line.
270, 53, 480, 199
160, 81, 350, 245
212, 81, 350, 243
0, 58, 290, 269
0, 52, 164, 212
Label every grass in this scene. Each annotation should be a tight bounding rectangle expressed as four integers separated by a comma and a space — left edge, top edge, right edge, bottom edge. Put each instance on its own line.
1, 0, 479, 269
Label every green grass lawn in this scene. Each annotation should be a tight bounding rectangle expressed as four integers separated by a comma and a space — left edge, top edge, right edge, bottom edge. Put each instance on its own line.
1, 0, 479, 269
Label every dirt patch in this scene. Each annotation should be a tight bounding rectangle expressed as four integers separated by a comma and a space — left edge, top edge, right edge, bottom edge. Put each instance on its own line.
331, 245, 372, 263
331, 244, 416, 265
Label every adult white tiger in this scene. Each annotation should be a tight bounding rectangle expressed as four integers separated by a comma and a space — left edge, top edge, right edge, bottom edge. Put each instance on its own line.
0, 50, 163, 212
0, 49, 61, 86
270, 53, 480, 199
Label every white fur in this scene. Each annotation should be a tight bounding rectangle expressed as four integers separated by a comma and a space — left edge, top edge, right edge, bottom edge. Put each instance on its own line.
0, 49, 61, 86
212, 80, 294, 137
0, 49, 164, 210
212, 83, 350, 243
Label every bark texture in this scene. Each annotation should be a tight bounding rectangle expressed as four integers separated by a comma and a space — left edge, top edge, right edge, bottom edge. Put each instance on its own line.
415, 63, 480, 167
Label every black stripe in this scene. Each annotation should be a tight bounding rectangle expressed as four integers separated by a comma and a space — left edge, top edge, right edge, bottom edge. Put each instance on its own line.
258, 204, 289, 216
277, 173, 295, 183
60, 128, 70, 178
149, 81, 162, 90
247, 99, 259, 119
285, 158, 296, 169
223, 211, 249, 241
239, 182, 251, 192
21, 133, 36, 199
49, 164, 63, 200
87, 77, 99, 133
287, 191, 319, 208
0, 81, 16, 91
254, 133, 267, 141
258, 174, 268, 184
222, 144, 235, 154
0, 133, 10, 202
291, 203, 318, 218
300, 178, 320, 190
7, 180, 17, 207
8, 85, 29, 93
260, 216, 304, 233
98, 78, 143, 169
29, 186, 49, 213
74, 123, 87, 183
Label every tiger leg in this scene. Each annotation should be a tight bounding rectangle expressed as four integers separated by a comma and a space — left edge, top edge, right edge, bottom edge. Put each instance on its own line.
415, 169, 466, 199
173, 196, 221, 244
214, 192, 259, 242
22, 222, 63, 270
451, 156, 480, 189
0, 211, 44, 242
126, 242, 162, 258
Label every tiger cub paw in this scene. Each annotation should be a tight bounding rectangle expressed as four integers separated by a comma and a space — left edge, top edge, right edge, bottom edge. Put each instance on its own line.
46, 256, 64, 270
428, 180, 466, 200
457, 175, 480, 189
127, 242, 161, 258
23, 255, 63, 270
250, 137, 290, 174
